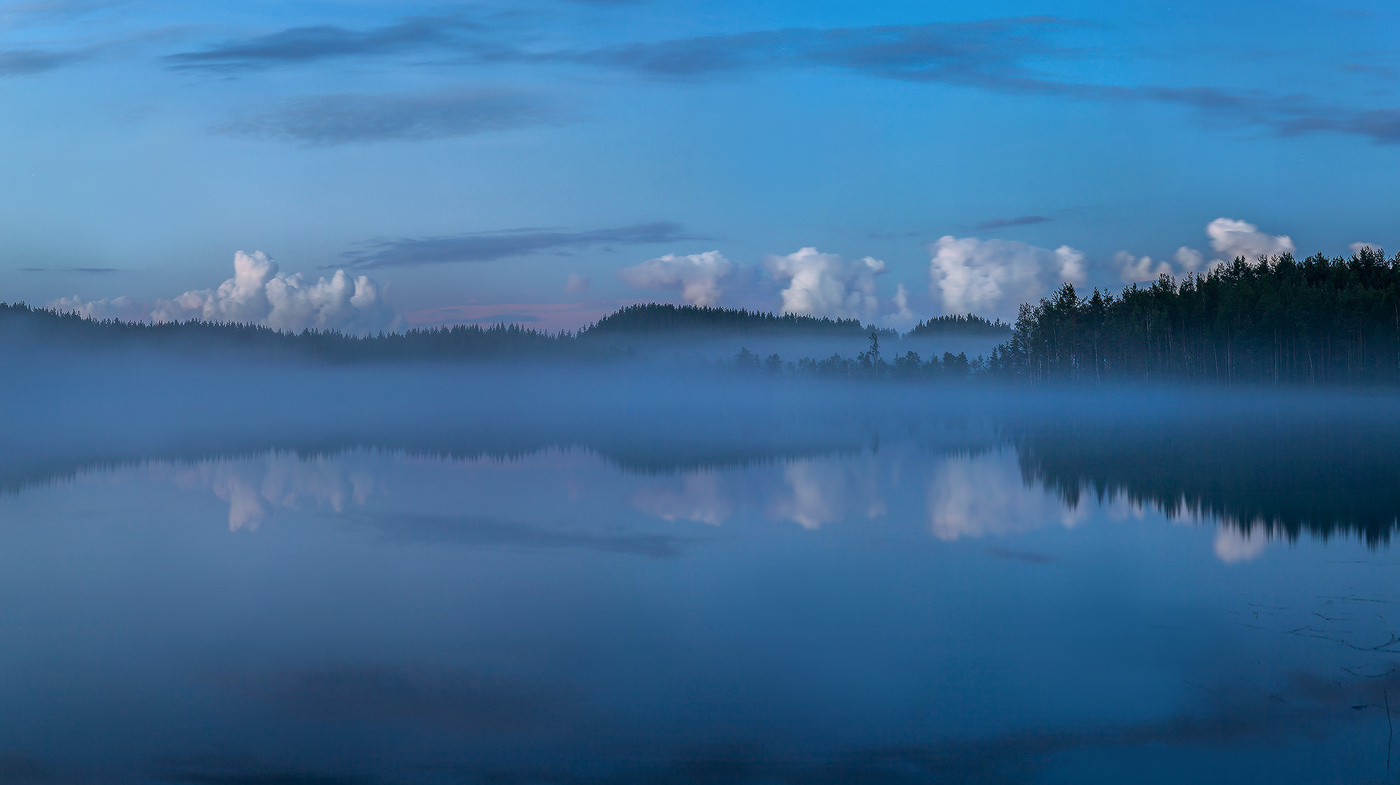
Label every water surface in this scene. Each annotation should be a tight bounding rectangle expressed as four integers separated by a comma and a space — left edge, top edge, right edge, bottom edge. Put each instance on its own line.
4, 379, 1400, 784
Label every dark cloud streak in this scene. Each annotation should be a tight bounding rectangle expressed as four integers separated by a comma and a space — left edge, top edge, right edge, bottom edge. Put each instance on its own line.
0, 47, 85, 76
219, 89, 557, 145
19, 266, 119, 274
164, 17, 479, 71
168, 13, 1400, 146
341, 222, 698, 269
975, 215, 1049, 231
544, 18, 1070, 81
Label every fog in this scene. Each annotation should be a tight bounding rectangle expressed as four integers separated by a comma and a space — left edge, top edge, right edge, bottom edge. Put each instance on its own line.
8, 346, 1400, 544
7, 348, 1400, 783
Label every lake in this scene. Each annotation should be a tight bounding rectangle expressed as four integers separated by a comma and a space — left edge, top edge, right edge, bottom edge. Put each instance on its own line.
3, 369, 1399, 784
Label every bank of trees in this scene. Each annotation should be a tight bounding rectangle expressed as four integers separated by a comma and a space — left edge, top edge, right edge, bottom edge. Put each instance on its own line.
906, 313, 1010, 338
587, 303, 884, 337
989, 247, 1400, 385
0, 302, 580, 361
726, 331, 979, 381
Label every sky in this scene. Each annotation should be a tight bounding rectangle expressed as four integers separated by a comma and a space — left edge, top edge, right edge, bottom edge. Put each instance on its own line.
2, 0, 1398, 333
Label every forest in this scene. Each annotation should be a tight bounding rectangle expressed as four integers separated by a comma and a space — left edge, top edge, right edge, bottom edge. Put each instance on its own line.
0, 300, 987, 369
587, 303, 886, 337
15, 246, 1400, 387
905, 313, 1010, 338
990, 246, 1400, 385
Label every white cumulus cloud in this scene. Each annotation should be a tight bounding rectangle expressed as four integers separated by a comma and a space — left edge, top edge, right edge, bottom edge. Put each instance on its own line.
928, 236, 1086, 320
1174, 246, 1206, 272
1206, 218, 1295, 264
153, 251, 397, 335
1118, 218, 1295, 282
620, 250, 733, 306
1351, 241, 1383, 257
1115, 252, 1174, 283
883, 283, 918, 330
50, 251, 399, 336
48, 294, 149, 323
766, 247, 885, 321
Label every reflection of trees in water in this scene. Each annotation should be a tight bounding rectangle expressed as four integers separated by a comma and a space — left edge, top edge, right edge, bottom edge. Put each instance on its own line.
1013, 416, 1400, 547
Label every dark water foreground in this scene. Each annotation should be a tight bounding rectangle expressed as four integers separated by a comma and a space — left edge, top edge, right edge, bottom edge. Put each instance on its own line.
5, 359, 1400, 784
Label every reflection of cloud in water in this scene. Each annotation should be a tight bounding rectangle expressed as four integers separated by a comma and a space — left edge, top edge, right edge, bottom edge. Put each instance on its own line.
633, 472, 733, 526
770, 459, 885, 530
1214, 523, 1269, 564
926, 449, 1084, 541
175, 453, 376, 531
632, 455, 887, 531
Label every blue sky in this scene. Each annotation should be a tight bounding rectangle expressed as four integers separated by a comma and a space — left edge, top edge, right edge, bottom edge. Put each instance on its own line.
4, 0, 1398, 331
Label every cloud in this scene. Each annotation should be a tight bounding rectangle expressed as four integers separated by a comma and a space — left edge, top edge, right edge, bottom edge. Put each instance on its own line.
52, 251, 398, 335
150, 251, 398, 335
562, 23, 1400, 145
883, 282, 917, 330
1056, 245, 1086, 283
0, 47, 85, 76
1115, 252, 1173, 283
1350, 241, 1383, 256
161, 13, 1400, 146
974, 215, 1050, 231
1174, 246, 1206, 272
164, 17, 476, 71
47, 294, 147, 322
765, 247, 885, 321
928, 236, 1085, 319
344, 222, 694, 269
19, 266, 119, 274
556, 18, 1070, 81
1206, 217, 1295, 263
1116, 218, 1294, 283
564, 273, 590, 294
620, 250, 733, 306
220, 89, 557, 145
2, 0, 128, 26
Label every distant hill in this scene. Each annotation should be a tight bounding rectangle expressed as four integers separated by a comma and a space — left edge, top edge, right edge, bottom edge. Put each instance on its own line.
906, 313, 1011, 338
0, 302, 576, 362
0, 300, 1005, 363
582, 303, 883, 337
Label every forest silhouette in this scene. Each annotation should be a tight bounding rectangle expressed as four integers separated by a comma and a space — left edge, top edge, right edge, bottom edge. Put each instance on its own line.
11, 244, 1400, 386
990, 246, 1400, 384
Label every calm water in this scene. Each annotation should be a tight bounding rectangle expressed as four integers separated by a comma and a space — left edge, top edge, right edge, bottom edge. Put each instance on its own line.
5, 381, 1400, 784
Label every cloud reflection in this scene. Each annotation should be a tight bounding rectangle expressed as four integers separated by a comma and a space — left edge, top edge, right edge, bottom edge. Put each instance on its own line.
633, 471, 733, 526
926, 449, 1085, 541
179, 453, 376, 532
1213, 523, 1270, 564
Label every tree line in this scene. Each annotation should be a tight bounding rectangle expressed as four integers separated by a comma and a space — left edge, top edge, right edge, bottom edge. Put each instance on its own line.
988, 246, 1400, 385
0, 303, 582, 362
725, 331, 980, 381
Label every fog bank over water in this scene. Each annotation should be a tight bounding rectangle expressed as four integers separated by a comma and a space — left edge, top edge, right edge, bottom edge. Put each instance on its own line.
7, 349, 1400, 546
7, 352, 1400, 782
